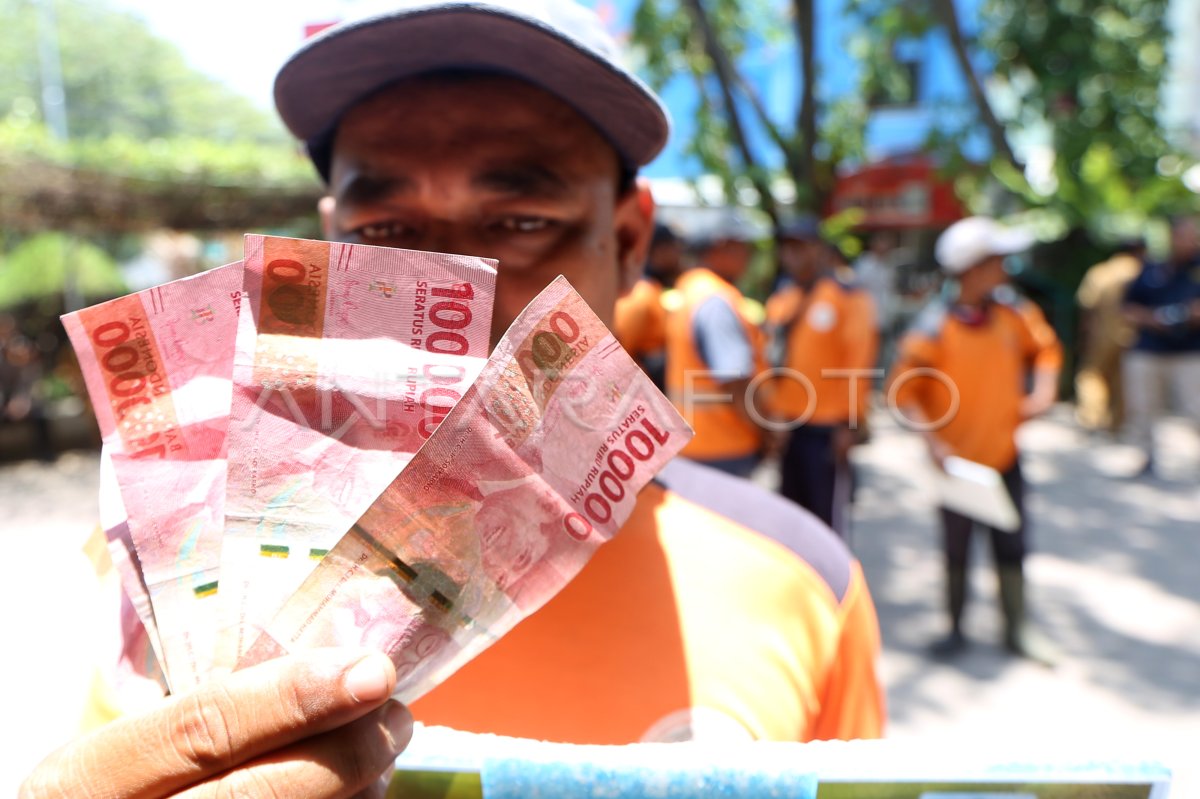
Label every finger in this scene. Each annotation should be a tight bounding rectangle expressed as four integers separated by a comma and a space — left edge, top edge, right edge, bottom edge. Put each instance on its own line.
23, 648, 396, 799
175, 700, 412, 799
350, 776, 390, 799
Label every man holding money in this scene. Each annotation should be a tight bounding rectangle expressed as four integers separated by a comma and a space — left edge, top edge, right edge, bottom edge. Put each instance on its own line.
23, 1, 883, 795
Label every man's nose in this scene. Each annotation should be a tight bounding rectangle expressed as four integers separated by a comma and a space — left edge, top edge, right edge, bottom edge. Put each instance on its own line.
415, 220, 484, 259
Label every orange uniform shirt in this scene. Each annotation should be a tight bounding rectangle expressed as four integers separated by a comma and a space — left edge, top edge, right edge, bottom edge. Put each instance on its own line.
412, 460, 885, 743
890, 295, 1063, 471
764, 275, 878, 427
613, 277, 667, 363
664, 268, 765, 461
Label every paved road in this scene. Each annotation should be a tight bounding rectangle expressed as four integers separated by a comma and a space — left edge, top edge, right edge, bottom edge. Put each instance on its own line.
847, 407, 1199, 794
2, 451, 110, 797
3, 407, 1197, 794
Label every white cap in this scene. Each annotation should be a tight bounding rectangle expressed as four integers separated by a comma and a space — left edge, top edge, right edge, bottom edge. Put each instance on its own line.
935, 216, 1034, 275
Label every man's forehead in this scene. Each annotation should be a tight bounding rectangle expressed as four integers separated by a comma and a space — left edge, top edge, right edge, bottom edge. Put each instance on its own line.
341, 73, 603, 139
331, 73, 622, 180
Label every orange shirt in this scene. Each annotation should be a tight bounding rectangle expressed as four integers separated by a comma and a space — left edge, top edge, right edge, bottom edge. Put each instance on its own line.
412, 463, 885, 743
664, 268, 765, 461
890, 295, 1063, 471
613, 277, 667, 363
764, 275, 878, 427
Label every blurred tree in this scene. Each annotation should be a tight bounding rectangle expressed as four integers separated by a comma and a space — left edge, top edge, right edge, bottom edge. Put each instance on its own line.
0, 0, 321, 434
632, 0, 866, 225
0, 0, 286, 144
0, 0, 321, 232
982, 0, 1192, 233
0, 232, 126, 310
839, 0, 1192, 237
635, 0, 1193, 244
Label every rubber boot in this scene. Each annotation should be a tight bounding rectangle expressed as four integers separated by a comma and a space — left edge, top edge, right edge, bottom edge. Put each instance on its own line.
929, 563, 968, 657
997, 564, 1058, 667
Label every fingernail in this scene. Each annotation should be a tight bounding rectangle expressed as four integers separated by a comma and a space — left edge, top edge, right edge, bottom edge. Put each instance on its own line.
344, 652, 392, 703
384, 701, 413, 753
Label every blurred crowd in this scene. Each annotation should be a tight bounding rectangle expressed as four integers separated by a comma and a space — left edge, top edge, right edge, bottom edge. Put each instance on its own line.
1075, 218, 1200, 476
617, 209, 1200, 485
614, 208, 1200, 663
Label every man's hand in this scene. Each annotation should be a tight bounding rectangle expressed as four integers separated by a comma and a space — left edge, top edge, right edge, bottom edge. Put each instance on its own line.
1019, 365, 1060, 421
1123, 302, 1170, 334
924, 434, 954, 472
20, 648, 411, 799
831, 425, 856, 468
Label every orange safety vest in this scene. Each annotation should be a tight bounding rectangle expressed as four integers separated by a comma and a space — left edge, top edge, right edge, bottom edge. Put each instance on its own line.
665, 268, 764, 461
764, 276, 878, 427
614, 277, 667, 361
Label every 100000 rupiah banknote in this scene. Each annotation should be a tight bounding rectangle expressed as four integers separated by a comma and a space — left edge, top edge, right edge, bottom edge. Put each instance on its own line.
216, 235, 496, 671
64, 263, 243, 689
240, 277, 692, 701
98, 447, 165, 673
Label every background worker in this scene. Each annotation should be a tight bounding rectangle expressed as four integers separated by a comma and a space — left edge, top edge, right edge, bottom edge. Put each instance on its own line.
891, 216, 1061, 666
764, 217, 878, 540
614, 223, 682, 388
1120, 215, 1200, 478
1075, 238, 1144, 433
664, 211, 766, 477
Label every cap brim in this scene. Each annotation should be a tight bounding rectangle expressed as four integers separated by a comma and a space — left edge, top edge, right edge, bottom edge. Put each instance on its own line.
275, 4, 670, 177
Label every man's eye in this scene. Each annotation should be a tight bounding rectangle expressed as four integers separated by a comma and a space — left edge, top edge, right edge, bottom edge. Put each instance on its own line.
355, 222, 411, 241
497, 217, 552, 233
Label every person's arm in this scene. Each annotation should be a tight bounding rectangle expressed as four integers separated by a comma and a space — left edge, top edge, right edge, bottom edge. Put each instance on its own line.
895, 400, 954, 469
838, 290, 881, 460
1016, 301, 1063, 420
1075, 271, 1100, 356
888, 334, 952, 469
693, 296, 758, 427
1120, 271, 1174, 334
1122, 302, 1169, 333
21, 649, 411, 799
1020, 365, 1060, 420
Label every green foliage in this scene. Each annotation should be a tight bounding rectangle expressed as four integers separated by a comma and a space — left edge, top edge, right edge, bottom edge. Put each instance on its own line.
0, 119, 318, 188
0, 0, 287, 145
982, 0, 1192, 234
634, 0, 747, 200
638, 0, 1194, 253
632, 0, 864, 214
0, 231, 126, 308
819, 207, 868, 258
844, 0, 935, 109
0, 0, 319, 202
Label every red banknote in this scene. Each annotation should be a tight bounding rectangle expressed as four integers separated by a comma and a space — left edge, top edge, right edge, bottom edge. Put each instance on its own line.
240, 277, 692, 701
215, 236, 496, 670
64, 263, 242, 688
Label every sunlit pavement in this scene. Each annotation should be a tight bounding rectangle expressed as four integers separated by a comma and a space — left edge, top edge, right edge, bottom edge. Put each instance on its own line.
840, 405, 1199, 795
2, 451, 110, 796
3, 407, 1197, 795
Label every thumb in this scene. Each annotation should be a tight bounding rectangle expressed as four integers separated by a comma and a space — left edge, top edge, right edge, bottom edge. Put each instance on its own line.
23, 648, 396, 799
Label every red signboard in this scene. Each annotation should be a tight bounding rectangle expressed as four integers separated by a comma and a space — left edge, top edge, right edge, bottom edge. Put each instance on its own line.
827, 154, 967, 230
